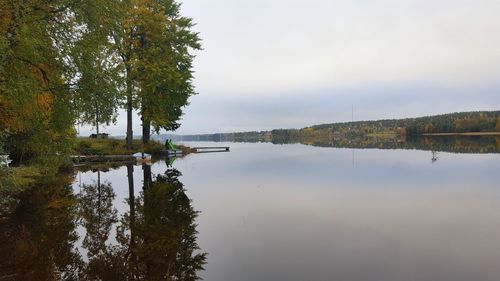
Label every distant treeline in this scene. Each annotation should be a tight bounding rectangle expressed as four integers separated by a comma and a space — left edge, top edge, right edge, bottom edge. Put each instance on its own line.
176, 111, 500, 154
288, 135, 500, 154
180, 111, 500, 141
177, 131, 271, 143
280, 110, 500, 140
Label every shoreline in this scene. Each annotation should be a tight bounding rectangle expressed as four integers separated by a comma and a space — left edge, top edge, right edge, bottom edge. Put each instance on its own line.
72, 138, 195, 165
422, 132, 500, 136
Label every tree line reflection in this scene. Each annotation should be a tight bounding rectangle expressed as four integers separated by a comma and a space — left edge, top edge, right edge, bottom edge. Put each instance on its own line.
274, 135, 500, 154
0, 162, 206, 280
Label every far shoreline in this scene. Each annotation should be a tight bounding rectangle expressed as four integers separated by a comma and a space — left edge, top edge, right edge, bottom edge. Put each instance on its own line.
422, 132, 500, 136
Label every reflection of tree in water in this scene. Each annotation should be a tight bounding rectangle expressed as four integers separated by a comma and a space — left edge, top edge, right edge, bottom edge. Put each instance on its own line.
0, 165, 206, 280
83, 165, 207, 280
0, 175, 83, 280
119, 165, 207, 280
78, 171, 118, 262
273, 135, 500, 154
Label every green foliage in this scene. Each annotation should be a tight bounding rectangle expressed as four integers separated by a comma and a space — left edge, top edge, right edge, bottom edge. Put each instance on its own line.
105, 0, 201, 141
72, 32, 122, 134
69, 0, 125, 133
136, 0, 201, 133
181, 131, 272, 143
0, 0, 78, 165
271, 129, 299, 144
1, 0, 201, 165
0, 131, 5, 152
402, 111, 500, 135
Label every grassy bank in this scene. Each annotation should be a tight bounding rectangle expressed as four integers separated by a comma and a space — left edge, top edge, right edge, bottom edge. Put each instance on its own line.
1, 138, 196, 201
73, 138, 194, 156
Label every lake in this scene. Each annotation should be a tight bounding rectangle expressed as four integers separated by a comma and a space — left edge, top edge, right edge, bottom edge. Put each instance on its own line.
2, 141, 500, 280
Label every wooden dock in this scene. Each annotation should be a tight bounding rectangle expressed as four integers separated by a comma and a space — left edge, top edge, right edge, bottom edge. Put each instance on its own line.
71, 154, 151, 164
193, 146, 230, 153
163, 150, 184, 157
71, 155, 136, 164
72, 146, 231, 164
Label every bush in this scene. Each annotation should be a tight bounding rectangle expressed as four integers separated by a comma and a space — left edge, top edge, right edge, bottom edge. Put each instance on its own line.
110, 139, 121, 150
76, 139, 99, 155
78, 140, 92, 149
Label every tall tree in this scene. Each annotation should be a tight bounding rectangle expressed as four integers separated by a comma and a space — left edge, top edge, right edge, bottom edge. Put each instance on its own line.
104, 0, 201, 146
72, 32, 122, 136
135, 0, 201, 144
0, 0, 77, 167
103, 0, 140, 148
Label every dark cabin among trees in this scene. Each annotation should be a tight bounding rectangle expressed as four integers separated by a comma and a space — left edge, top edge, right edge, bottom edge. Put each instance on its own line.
90, 133, 109, 139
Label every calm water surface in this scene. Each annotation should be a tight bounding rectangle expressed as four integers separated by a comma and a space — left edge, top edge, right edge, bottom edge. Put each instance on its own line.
77, 142, 500, 280
3, 141, 500, 280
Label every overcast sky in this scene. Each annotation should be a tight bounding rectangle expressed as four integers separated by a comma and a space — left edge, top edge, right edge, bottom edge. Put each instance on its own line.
79, 0, 500, 136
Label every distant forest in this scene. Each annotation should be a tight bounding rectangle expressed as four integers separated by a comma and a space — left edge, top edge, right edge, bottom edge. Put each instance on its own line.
175, 111, 500, 154
308, 110, 500, 136
180, 111, 500, 142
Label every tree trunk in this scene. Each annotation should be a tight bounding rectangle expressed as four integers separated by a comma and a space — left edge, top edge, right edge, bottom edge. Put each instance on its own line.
126, 164, 137, 276
142, 118, 151, 145
126, 73, 133, 148
127, 164, 135, 226
97, 171, 101, 222
139, 33, 149, 146
142, 164, 152, 190
96, 106, 100, 135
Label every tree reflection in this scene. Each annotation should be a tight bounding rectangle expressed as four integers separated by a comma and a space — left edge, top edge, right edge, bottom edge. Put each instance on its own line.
0, 175, 83, 280
272, 134, 500, 154
0, 164, 206, 280
118, 165, 207, 280
78, 170, 118, 277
